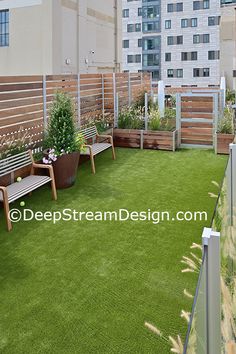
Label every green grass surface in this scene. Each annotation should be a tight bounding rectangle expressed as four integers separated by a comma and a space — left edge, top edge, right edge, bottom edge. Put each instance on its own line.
0, 148, 226, 353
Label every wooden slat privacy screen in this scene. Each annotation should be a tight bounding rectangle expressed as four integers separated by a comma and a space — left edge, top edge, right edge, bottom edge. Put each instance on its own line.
0, 72, 152, 152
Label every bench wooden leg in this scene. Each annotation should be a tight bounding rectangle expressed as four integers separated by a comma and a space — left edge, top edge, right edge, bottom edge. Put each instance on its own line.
3, 199, 12, 232
90, 153, 96, 174
111, 145, 116, 160
51, 178, 57, 201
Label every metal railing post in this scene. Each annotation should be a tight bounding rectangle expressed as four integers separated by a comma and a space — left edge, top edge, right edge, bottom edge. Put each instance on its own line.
213, 93, 219, 152
113, 73, 117, 127
102, 74, 105, 120
176, 93, 181, 147
128, 72, 131, 106
202, 228, 221, 354
144, 92, 148, 131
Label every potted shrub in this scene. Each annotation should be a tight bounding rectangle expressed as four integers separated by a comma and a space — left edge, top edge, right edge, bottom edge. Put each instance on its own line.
216, 107, 235, 154
43, 92, 85, 189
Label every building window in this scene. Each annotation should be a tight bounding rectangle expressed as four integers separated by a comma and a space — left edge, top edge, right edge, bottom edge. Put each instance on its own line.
138, 8, 142, 16
138, 38, 142, 47
165, 20, 171, 29
181, 19, 188, 28
193, 34, 210, 44
203, 68, 210, 77
152, 70, 160, 80
127, 55, 141, 64
167, 4, 174, 12
181, 52, 198, 61
0, 10, 9, 47
167, 36, 174, 45
193, 68, 210, 77
181, 18, 197, 28
208, 16, 220, 26
142, 5, 160, 19
167, 35, 183, 45
177, 69, 183, 78
127, 23, 141, 32
143, 53, 160, 67
203, 0, 210, 9
193, 35, 200, 44
143, 37, 160, 50
193, 1, 201, 10
167, 69, 174, 78
193, 0, 209, 10
203, 34, 210, 43
191, 18, 198, 27
176, 3, 183, 11
208, 50, 220, 60
123, 40, 129, 49
177, 35, 183, 44
165, 53, 171, 62
143, 21, 160, 32
123, 9, 129, 18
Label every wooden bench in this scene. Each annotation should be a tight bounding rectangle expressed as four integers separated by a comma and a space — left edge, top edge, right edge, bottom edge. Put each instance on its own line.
0, 150, 57, 231
80, 126, 116, 174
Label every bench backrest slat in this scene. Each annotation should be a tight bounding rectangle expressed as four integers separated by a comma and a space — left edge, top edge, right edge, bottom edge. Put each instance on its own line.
0, 151, 32, 177
80, 126, 97, 141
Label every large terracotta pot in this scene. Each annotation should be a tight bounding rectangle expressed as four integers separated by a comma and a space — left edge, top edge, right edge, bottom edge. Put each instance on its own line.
50, 152, 80, 189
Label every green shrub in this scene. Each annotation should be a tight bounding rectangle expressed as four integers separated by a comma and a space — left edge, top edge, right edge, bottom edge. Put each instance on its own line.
164, 107, 176, 120
45, 92, 78, 155
218, 107, 234, 134
226, 89, 235, 104
148, 108, 174, 132
118, 106, 144, 129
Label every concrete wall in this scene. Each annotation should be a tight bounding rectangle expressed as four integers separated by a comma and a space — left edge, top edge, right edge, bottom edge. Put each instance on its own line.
220, 5, 236, 90
0, 0, 53, 75
0, 0, 122, 75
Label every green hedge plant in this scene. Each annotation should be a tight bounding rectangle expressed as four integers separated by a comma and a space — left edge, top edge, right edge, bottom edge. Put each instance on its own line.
218, 107, 234, 134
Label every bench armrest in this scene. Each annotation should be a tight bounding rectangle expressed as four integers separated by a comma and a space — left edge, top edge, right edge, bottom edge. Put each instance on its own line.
0, 186, 8, 201
32, 163, 52, 170
97, 134, 113, 144
32, 163, 55, 180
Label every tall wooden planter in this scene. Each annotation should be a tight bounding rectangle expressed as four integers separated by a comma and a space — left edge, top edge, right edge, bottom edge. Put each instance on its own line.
215, 133, 235, 155
113, 129, 178, 151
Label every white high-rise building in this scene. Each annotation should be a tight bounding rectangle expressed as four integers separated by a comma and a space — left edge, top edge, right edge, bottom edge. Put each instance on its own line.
122, 0, 221, 87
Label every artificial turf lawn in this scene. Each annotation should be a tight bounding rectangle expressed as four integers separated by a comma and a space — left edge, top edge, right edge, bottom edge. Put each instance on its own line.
0, 148, 226, 354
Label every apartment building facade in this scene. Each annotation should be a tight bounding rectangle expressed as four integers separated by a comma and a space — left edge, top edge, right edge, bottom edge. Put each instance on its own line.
0, 0, 122, 75
122, 0, 221, 87
220, 0, 236, 90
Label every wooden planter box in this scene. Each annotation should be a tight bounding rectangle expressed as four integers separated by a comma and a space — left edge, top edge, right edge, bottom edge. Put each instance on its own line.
215, 133, 235, 154
113, 129, 178, 152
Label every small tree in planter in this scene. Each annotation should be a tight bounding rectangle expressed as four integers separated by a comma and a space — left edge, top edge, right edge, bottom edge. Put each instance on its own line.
216, 107, 235, 154
43, 92, 85, 189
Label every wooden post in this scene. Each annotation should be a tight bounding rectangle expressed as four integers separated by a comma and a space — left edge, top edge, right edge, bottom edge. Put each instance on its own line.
77, 73, 81, 128
43, 75, 47, 130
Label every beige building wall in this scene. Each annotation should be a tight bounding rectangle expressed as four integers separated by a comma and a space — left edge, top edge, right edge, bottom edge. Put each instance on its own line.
0, 0, 122, 75
220, 5, 236, 90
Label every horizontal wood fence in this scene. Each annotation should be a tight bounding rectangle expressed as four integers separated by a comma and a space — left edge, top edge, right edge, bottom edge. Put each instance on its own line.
0, 73, 151, 152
